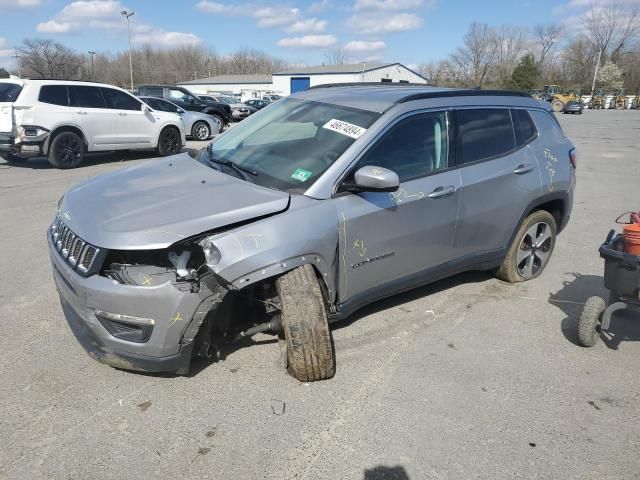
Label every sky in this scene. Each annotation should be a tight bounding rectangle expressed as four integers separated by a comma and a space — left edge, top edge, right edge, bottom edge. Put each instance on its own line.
0, 0, 614, 71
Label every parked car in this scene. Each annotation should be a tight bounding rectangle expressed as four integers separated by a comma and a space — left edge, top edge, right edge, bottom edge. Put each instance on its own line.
50, 86, 575, 382
199, 95, 255, 121
563, 100, 584, 114
262, 94, 282, 103
245, 99, 269, 110
139, 96, 222, 139
137, 85, 232, 127
0, 79, 185, 168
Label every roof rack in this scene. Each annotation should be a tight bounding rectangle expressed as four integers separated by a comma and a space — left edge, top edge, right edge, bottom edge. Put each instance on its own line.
397, 89, 531, 103
309, 82, 435, 90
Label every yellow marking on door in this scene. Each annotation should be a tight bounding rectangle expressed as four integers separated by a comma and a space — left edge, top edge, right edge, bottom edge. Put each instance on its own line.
169, 312, 183, 327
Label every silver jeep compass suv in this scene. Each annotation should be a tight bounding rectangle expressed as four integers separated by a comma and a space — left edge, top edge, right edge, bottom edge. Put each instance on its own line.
49, 85, 576, 381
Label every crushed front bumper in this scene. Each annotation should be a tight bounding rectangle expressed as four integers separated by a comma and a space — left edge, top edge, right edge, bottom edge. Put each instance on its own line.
0, 133, 44, 157
48, 233, 224, 374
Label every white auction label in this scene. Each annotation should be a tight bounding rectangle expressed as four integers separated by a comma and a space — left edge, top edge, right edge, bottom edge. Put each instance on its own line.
322, 119, 367, 139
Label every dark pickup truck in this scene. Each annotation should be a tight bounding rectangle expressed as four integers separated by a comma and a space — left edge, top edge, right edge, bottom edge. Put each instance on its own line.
137, 85, 232, 126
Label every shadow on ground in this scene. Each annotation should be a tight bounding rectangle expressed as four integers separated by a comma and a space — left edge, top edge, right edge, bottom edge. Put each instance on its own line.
548, 272, 640, 348
364, 465, 410, 480
333, 270, 493, 331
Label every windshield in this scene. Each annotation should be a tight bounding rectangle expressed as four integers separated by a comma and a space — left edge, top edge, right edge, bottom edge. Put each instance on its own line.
0, 83, 22, 102
199, 97, 380, 192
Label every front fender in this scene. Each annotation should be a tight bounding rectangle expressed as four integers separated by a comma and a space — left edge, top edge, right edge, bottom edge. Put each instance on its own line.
204, 195, 339, 303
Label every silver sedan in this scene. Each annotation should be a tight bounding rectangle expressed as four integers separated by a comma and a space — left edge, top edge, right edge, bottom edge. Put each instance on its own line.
139, 96, 223, 140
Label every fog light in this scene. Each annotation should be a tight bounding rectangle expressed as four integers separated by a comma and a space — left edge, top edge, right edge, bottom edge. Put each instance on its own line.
21, 145, 40, 153
94, 310, 154, 343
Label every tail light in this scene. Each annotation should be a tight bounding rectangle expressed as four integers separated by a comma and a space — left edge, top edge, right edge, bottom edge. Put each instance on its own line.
569, 148, 577, 169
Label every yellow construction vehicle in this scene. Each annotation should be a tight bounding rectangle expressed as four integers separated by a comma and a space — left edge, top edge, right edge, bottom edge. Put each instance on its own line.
543, 85, 581, 112
634, 91, 640, 110
610, 88, 627, 109
588, 88, 606, 110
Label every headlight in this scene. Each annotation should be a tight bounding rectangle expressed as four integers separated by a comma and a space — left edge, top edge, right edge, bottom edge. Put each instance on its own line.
18, 125, 49, 138
201, 237, 222, 265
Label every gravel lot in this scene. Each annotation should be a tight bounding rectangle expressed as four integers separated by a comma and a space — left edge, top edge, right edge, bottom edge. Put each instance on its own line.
1, 112, 639, 480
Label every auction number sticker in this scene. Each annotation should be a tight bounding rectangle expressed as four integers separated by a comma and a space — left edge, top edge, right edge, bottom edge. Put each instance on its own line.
291, 168, 313, 182
322, 119, 367, 139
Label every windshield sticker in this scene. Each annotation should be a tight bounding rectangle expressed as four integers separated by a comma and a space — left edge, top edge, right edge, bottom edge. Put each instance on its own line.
322, 119, 367, 139
291, 168, 313, 182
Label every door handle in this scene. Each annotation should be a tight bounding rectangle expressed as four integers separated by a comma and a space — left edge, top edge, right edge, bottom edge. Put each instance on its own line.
118, 112, 127, 116
76, 111, 88, 115
513, 163, 534, 174
428, 185, 456, 199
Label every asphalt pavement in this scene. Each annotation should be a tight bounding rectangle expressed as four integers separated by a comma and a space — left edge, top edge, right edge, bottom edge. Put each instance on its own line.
0, 112, 639, 480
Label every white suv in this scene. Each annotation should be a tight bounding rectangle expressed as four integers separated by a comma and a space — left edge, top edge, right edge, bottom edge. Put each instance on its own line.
0, 79, 186, 168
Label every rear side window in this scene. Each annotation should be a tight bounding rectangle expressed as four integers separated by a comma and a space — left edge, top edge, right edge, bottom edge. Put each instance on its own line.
456, 109, 515, 164
512, 109, 537, 146
69, 86, 106, 108
141, 86, 163, 97
101, 88, 141, 111
146, 98, 178, 113
39, 85, 69, 106
0, 83, 23, 102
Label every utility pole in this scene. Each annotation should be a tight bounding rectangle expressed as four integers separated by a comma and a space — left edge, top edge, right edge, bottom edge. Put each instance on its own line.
591, 48, 602, 96
121, 10, 135, 91
13, 53, 21, 78
88, 51, 96, 81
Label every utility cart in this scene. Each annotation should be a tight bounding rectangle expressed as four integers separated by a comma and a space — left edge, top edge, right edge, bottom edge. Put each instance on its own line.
578, 231, 640, 347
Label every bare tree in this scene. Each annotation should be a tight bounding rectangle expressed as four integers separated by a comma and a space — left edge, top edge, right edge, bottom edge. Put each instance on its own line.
584, 1, 640, 63
450, 22, 499, 88
17, 39, 82, 79
495, 25, 526, 87
324, 45, 350, 65
532, 23, 563, 78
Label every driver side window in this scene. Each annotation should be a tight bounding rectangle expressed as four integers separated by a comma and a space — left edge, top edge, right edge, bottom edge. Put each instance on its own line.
355, 111, 449, 182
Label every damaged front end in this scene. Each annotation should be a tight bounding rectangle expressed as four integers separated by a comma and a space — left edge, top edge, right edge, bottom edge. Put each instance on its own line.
49, 221, 233, 374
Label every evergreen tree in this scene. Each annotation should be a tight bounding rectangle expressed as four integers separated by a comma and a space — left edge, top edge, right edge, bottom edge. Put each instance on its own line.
509, 54, 541, 90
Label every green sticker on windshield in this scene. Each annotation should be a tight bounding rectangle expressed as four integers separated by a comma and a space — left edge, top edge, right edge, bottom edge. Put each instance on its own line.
291, 168, 312, 182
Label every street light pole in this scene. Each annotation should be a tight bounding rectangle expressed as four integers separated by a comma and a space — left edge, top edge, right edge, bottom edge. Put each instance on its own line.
88, 50, 96, 81
14, 53, 22, 78
121, 10, 135, 91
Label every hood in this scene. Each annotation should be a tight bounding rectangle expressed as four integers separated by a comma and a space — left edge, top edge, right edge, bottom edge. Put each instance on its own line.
59, 153, 290, 250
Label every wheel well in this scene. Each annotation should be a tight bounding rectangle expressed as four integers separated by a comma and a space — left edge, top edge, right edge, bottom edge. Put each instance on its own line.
44, 126, 86, 155
532, 199, 564, 230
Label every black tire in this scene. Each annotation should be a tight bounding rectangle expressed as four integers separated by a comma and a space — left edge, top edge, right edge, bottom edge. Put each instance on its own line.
191, 121, 211, 141
157, 127, 182, 156
48, 131, 85, 169
276, 264, 335, 382
495, 210, 557, 283
577, 296, 605, 347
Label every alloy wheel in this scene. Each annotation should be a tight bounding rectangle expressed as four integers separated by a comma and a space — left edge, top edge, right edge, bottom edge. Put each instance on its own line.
516, 221, 553, 279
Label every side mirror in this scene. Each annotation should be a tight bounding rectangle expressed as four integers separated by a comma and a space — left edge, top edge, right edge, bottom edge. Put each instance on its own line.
352, 165, 399, 192
142, 104, 151, 113
188, 97, 195, 104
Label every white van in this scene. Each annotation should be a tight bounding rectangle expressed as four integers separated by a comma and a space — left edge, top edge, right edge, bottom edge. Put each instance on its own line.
0, 79, 186, 168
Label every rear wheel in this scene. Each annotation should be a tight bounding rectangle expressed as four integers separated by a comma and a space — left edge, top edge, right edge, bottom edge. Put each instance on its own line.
577, 296, 605, 347
48, 131, 85, 169
157, 127, 181, 156
276, 265, 335, 382
191, 121, 211, 141
551, 99, 565, 112
496, 210, 557, 283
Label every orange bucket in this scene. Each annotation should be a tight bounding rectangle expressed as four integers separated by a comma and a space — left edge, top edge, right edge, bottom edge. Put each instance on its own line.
623, 223, 640, 256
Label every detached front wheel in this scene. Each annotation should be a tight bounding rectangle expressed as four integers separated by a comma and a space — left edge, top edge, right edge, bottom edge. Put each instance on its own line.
276, 265, 335, 382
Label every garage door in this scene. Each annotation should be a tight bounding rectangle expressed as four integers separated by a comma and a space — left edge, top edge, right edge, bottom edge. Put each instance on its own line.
290, 77, 311, 93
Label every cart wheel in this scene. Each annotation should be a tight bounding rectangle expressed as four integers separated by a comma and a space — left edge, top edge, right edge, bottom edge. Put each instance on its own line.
577, 296, 606, 347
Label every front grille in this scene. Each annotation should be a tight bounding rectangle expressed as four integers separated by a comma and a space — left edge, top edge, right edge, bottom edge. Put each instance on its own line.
50, 216, 100, 275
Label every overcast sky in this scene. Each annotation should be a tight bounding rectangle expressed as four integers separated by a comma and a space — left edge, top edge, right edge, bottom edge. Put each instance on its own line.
0, 0, 626, 70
